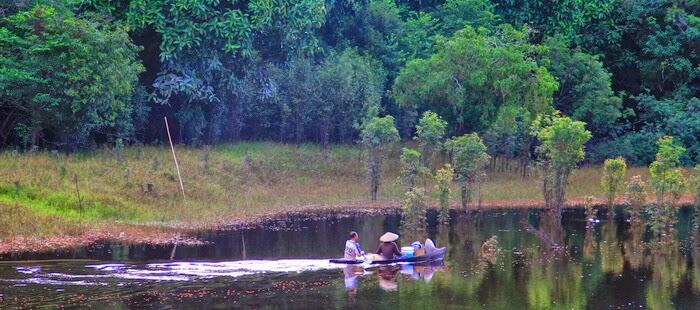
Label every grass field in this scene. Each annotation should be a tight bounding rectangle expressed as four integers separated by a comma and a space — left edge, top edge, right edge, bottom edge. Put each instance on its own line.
0, 142, 694, 241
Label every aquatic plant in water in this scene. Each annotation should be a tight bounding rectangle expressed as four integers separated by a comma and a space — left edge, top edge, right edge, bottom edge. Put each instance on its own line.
401, 188, 427, 241
435, 164, 453, 225
625, 175, 646, 223
601, 157, 627, 207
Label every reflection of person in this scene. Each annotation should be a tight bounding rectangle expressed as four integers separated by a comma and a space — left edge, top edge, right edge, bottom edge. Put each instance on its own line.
376, 232, 401, 259
345, 231, 365, 260
377, 266, 399, 291
343, 265, 363, 297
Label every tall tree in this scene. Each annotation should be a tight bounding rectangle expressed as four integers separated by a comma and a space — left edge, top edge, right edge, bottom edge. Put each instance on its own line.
393, 25, 558, 135
446, 133, 490, 209
0, 4, 144, 149
361, 115, 400, 201
536, 114, 592, 211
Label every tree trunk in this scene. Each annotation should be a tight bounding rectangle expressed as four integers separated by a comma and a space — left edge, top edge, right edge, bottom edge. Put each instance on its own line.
320, 115, 331, 149
542, 163, 554, 209
460, 181, 468, 209
295, 113, 303, 144
553, 170, 567, 215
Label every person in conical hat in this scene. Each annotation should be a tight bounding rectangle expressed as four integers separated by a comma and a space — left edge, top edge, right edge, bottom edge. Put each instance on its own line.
376, 232, 401, 259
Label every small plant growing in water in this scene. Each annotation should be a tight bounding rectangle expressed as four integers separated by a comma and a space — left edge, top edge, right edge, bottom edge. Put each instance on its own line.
625, 175, 646, 224
535, 114, 592, 211
601, 157, 627, 207
361, 116, 400, 201
435, 164, 453, 225
446, 133, 490, 209
399, 148, 422, 191
649, 136, 686, 206
414, 111, 447, 167
401, 188, 427, 241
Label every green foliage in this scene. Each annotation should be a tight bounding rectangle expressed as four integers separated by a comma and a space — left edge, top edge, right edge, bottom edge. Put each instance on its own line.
494, 0, 616, 42
536, 114, 592, 208
0, 4, 144, 149
399, 147, 422, 190
536, 115, 592, 176
649, 136, 687, 205
601, 157, 627, 207
316, 49, 386, 146
435, 164, 453, 224
693, 165, 700, 208
393, 25, 558, 134
401, 188, 427, 239
483, 105, 532, 162
414, 111, 447, 165
361, 115, 400, 200
538, 36, 623, 140
433, 0, 500, 35
625, 175, 647, 223
446, 133, 490, 208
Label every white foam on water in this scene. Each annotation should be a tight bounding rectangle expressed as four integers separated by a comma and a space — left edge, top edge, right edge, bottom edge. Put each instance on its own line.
84, 259, 342, 281
8, 259, 342, 285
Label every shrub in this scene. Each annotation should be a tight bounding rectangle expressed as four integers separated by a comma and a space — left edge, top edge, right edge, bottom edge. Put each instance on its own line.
601, 157, 627, 207
435, 164, 453, 224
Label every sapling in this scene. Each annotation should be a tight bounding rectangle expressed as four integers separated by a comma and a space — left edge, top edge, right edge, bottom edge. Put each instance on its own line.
446, 133, 490, 209
625, 175, 646, 224
414, 111, 447, 168
399, 148, 422, 191
435, 164, 453, 224
535, 114, 592, 211
602, 157, 627, 207
361, 116, 400, 201
401, 188, 427, 241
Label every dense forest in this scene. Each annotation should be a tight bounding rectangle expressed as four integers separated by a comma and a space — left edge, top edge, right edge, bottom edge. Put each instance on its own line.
0, 0, 698, 165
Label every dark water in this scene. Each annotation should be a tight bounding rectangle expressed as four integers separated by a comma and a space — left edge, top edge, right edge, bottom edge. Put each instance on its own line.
2, 208, 700, 309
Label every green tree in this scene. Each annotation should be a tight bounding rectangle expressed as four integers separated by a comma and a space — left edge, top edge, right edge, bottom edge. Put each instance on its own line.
446, 133, 490, 209
625, 175, 647, 223
414, 111, 447, 167
361, 115, 400, 201
538, 36, 623, 140
316, 49, 386, 147
393, 25, 558, 134
0, 4, 144, 149
399, 147, 422, 191
433, 0, 500, 35
435, 164, 453, 224
602, 157, 627, 207
649, 136, 686, 205
536, 114, 592, 210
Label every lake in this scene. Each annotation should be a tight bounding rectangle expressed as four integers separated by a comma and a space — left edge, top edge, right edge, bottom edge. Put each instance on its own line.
1, 208, 700, 309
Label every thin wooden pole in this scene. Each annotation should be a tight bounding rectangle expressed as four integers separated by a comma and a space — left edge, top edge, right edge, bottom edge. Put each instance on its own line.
165, 116, 186, 202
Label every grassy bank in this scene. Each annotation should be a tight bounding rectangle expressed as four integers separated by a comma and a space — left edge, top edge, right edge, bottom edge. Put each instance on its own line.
0, 142, 694, 243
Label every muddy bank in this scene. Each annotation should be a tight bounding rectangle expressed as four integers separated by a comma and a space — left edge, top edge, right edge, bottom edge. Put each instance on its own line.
1, 197, 695, 259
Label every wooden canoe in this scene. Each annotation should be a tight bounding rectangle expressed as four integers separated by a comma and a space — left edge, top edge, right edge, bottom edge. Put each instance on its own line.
330, 247, 446, 265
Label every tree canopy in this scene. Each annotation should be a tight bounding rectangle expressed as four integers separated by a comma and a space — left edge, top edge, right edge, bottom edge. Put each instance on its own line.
0, 0, 698, 166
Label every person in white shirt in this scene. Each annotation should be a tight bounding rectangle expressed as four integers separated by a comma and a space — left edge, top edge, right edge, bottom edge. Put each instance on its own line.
344, 231, 365, 259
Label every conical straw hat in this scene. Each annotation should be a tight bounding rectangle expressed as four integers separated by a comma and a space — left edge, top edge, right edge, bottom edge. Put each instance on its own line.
379, 232, 399, 242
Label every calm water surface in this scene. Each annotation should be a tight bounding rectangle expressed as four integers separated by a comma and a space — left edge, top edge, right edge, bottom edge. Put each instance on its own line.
2, 208, 700, 309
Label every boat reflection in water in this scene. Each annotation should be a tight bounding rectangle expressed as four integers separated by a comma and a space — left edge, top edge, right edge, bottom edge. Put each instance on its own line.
343, 262, 446, 295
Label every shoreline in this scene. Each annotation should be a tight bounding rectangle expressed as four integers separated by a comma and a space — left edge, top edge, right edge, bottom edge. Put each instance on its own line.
0, 197, 695, 258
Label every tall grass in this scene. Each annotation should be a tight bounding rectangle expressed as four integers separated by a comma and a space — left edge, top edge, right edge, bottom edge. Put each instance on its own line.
0, 142, 690, 239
